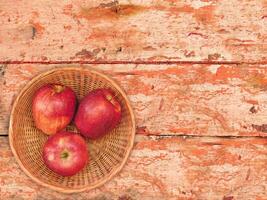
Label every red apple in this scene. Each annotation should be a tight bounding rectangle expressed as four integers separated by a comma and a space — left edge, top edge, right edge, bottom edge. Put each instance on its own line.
32, 84, 76, 135
74, 89, 121, 139
42, 131, 88, 176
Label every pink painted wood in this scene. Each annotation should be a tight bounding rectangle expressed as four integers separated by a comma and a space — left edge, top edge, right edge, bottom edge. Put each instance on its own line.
2, 64, 267, 137
0, 0, 266, 63
0, 0, 267, 198
0, 137, 266, 199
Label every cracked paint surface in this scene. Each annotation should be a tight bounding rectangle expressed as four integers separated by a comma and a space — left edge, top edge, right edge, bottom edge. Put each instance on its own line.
0, 137, 266, 199
0, 0, 266, 62
0, 0, 267, 199
2, 64, 267, 137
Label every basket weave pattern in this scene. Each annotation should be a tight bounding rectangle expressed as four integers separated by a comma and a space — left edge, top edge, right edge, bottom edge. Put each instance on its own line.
9, 67, 135, 193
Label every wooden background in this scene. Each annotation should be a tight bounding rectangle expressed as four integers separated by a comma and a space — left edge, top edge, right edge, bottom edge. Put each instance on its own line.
0, 0, 266, 199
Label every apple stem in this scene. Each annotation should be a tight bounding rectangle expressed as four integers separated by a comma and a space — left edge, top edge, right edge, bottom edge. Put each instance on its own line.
106, 95, 113, 101
53, 85, 65, 93
61, 151, 69, 159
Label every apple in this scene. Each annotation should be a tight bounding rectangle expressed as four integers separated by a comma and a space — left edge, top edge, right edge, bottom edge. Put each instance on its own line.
74, 89, 121, 139
32, 84, 76, 135
42, 131, 88, 176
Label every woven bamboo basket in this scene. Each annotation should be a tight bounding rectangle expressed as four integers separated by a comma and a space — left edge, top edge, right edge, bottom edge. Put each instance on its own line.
9, 67, 135, 193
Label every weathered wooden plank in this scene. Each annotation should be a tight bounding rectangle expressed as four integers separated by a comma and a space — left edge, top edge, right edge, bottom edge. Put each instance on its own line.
0, 0, 266, 63
2, 64, 267, 137
0, 136, 266, 199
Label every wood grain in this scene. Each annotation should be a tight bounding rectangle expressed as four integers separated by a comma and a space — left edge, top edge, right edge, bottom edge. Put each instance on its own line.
0, 0, 266, 63
0, 136, 266, 199
2, 64, 267, 137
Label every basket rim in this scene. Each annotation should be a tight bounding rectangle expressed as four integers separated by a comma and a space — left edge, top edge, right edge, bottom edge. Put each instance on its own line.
9, 66, 136, 193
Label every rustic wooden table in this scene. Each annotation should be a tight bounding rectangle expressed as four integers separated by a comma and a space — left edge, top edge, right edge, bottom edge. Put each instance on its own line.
0, 0, 267, 199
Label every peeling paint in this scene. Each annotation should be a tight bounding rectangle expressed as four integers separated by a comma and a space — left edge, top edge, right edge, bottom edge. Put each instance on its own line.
0, 0, 266, 62
2, 64, 267, 137
208, 53, 221, 60
75, 48, 101, 59
252, 124, 267, 133
77, 4, 146, 21
1, 136, 266, 199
